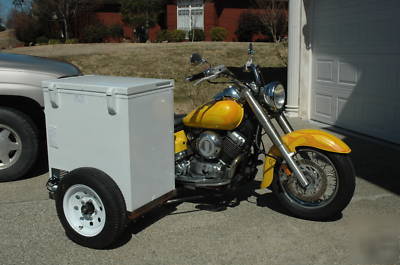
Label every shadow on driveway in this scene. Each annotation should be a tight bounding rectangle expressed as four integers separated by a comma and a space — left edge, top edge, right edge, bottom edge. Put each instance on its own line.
324, 127, 400, 196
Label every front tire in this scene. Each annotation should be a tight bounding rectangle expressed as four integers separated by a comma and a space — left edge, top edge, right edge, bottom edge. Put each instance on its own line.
0, 107, 39, 182
55, 168, 127, 249
272, 148, 355, 220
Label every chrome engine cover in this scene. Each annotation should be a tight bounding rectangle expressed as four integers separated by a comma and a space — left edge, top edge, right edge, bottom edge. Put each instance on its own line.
175, 156, 225, 181
196, 131, 222, 160
189, 158, 225, 179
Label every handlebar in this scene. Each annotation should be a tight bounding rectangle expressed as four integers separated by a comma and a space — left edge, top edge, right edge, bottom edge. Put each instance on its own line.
186, 65, 232, 85
185, 72, 206, 82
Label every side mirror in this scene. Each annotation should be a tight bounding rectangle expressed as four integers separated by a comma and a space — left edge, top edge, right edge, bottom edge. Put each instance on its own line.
190, 53, 203, 65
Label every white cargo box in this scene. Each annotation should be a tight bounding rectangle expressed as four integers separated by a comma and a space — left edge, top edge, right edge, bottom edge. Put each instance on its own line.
42, 75, 175, 211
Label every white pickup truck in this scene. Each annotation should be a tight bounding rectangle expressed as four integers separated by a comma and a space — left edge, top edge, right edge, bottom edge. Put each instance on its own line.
0, 53, 81, 181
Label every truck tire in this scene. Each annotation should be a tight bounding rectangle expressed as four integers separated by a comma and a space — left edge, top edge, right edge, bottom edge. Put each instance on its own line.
0, 107, 39, 182
55, 168, 127, 249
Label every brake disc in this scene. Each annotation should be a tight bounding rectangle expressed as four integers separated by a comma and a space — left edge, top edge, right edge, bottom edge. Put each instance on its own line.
281, 160, 328, 202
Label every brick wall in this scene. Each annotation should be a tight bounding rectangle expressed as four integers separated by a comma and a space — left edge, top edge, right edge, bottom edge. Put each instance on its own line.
167, 4, 177, 31
217, 8, 244, 41
92, 3, 273, 42
204, 2, 218, 41
165, 4, 270, 42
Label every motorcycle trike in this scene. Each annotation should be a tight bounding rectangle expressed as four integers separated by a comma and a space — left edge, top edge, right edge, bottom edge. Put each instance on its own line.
47, 44, 355, 249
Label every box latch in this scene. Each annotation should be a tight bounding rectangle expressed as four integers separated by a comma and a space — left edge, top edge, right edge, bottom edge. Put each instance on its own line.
48, 83, 59, 108
106, 87, 117, 115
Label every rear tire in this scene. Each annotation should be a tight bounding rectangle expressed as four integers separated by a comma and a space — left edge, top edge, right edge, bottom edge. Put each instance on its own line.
0, 107, 39, 182
55, 168, 127, 249
272, 148, 355, 220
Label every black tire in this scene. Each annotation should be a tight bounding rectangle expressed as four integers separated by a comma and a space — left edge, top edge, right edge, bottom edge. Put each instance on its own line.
0, 107, 39, 182
55, 168, 127, 249
272, 148, 356, 220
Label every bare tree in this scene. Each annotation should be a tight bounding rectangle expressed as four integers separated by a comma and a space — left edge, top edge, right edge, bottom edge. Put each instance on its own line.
32, 0, 103, 40
253, 0, 288, 43
12, 0, 32, 13
120, 0, 164, 42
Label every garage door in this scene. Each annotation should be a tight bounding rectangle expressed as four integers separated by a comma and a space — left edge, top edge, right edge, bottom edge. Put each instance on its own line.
311, 0, 400, 143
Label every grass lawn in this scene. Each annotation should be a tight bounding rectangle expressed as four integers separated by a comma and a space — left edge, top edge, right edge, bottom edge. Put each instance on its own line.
5, 42, 287, 113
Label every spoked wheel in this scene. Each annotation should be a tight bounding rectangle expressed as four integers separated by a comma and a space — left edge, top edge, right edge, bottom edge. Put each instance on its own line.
55, 168, 127, 249
273, 148, 355, 220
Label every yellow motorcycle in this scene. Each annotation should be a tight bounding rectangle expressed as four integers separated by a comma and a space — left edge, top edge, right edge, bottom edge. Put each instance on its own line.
173, 43, 355, 220
48, 43, 355, 249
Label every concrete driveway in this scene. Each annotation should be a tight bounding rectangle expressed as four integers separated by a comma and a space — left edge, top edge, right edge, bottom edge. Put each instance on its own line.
0, 118, 399, 265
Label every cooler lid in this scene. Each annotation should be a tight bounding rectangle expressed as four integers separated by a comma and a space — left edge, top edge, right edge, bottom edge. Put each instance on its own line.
42, 75, 173, 96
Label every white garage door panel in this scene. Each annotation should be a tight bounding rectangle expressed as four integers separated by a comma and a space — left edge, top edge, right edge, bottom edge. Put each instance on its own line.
311, 0, 400, 143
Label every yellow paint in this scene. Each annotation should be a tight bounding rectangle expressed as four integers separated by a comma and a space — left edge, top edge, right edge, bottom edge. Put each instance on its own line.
174, 130, 188, 153
183, 100, 244, 130
261, 146, 281, 189
260, 129, 351, 189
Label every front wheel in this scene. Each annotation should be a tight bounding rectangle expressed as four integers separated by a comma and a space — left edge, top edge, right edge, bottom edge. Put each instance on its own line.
0, 107, 39, 181
55, 168, 127, 249
272, 148, 355, 220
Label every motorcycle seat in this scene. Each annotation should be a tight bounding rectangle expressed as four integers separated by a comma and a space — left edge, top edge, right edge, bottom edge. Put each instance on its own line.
174, 113, 186, 132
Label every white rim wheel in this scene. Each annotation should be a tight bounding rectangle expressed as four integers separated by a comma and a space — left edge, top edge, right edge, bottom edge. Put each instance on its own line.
63, 184, 106, 237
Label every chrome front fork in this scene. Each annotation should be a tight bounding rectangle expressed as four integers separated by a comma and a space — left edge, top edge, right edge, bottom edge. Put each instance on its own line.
242, 88, 309, 187
276, 112, 294, 134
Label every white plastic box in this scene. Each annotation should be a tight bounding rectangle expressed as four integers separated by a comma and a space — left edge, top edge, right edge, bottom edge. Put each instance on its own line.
42, 75, 175, 211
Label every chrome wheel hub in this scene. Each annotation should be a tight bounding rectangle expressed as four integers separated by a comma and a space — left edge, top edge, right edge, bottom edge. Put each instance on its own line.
285, 160, 327, 202
0, 124, 22, 170
279, 149, 339, 208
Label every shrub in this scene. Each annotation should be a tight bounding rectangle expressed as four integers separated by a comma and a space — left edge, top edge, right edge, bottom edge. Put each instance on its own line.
236, 12, 264, 42
210, 27, 228, 41
156, 29, 187, 42
65, 38, 79, 44
188, 29, 205, 41
156, 30, 170, 42
36, 36, 49, 45
109, 24, 123, 38
169, 29, 186, 42
9, 11, 40, 45
48, 39, 62, 45
80, 24, 109, 43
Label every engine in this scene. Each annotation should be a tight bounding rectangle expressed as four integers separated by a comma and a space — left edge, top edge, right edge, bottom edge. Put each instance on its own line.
196, 131, 222, 160
175, 128, 251, 181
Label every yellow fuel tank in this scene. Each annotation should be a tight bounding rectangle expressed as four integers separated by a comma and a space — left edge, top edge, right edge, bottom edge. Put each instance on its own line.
183, 100, 244, 130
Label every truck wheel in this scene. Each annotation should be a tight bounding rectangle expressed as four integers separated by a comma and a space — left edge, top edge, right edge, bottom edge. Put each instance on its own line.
55, 168, 127, 249
0, 107, 39, 182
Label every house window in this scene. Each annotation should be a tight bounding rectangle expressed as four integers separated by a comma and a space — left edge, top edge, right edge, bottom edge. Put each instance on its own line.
177, 0, 204, 32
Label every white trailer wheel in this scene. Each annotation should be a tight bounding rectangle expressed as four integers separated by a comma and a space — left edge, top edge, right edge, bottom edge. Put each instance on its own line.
63, 184, 106, 237
55, 168, 127, 249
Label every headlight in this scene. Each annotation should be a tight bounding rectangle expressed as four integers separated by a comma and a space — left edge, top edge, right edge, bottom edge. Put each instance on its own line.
259, 82, 286, 111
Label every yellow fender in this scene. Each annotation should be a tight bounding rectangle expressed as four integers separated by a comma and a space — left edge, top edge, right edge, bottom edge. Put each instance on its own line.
260, 129, 351, 189
174, 130, 188, 154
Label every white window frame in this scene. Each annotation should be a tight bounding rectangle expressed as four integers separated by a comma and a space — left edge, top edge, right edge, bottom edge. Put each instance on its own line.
177, 0, 204, 32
